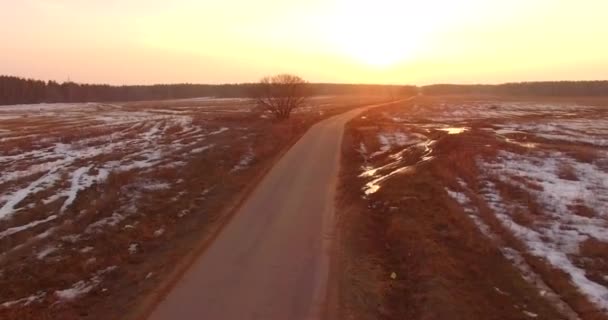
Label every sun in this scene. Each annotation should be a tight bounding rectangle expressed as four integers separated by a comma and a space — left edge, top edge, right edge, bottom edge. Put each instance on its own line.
326, 0, 432, 67
334, 28, 419, 67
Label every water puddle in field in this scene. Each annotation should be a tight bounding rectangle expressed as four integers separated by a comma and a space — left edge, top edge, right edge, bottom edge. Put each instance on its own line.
438, 127, 469, 134
491, 128, 539, 149
505, 138, 538, 149
361, 140, 436, 195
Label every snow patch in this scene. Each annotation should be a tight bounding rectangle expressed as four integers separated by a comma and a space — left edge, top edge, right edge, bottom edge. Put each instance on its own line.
80, 246, 94, 253
85, 213, 125, 234
54, 266, 116, 301
153, 228, 165, 237
1, 291, 46, 308
370, 132, 419, 158
0, 171, 60, 220
190, 144, 214, 154
36, 246, 58, 259
128, 243, 138, 254
231, 147, 255, 172
141, 182, 170, 191
479, 168, 608, 313
0, 215, 57, 239
523, 310, 539, 318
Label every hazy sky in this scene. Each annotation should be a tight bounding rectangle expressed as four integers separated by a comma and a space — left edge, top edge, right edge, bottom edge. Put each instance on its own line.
1, 0, 607, 85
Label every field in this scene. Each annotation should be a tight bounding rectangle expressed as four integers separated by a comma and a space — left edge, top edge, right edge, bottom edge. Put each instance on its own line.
338, 96, 608, 319
0, 95, 388, 319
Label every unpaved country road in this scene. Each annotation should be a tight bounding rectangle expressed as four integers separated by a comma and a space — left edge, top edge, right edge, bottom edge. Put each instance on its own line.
148, 100, 404, 320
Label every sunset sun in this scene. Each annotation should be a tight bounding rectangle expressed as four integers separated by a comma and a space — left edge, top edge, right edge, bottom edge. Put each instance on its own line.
334, 30, 418, 67
327, 0, 430, 67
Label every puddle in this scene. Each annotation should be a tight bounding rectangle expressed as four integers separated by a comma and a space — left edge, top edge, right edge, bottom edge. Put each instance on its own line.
364, 184, 380, 195
438, 127, 468, 134
492, 128, 538, 149
505, 138, 538, 149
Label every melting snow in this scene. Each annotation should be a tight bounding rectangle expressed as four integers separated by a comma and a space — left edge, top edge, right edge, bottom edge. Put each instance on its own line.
494, 287, 509, 296
54, 266, 117, 301
85, 213, 126, 234
141, 182, 171, 191
128, 243, 138, 254
0, 171, 61, 220
60, 166, 109, 213
36, 246, 58, 260
370, 132, 421, 158
0, 291, 46, 308
360, 140, 434, 195
445, 185, 496, 240
209, 127, 229, 135
479, 152, 608, 313
153, 228, 165, 237
80, 246, 94, 253
231, 147, 255, 172
0, 215, 57, 240
190, 144, 214, 154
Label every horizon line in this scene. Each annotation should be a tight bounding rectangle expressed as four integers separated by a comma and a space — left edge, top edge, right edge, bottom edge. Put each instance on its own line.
2, 74, 608, 88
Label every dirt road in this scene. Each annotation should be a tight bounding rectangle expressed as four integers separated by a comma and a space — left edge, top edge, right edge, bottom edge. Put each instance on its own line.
147, 101, 401, 320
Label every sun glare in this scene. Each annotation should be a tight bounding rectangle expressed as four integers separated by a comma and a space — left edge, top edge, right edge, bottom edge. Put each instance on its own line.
327, 0, 433, 67
336, 31, 418, 67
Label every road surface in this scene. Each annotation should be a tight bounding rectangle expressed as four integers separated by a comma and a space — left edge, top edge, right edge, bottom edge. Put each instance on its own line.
148, 101, 399, 320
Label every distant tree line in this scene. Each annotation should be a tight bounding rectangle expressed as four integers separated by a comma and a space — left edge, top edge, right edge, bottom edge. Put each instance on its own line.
0, 75, 417, 106
3, 75, 607, 106
421, 81, 608, 96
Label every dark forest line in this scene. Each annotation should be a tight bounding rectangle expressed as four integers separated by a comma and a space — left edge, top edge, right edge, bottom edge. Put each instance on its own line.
0, 75, 416, 106
2, 75, 608, 106
421, 81, 608, 96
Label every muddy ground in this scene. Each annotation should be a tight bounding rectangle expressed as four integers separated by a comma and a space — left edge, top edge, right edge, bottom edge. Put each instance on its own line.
336, 95, 608, 320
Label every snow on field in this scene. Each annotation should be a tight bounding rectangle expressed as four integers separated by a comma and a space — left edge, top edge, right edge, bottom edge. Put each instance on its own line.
401, 100, 607, 147
0, 101, 237, 271
231, 147, 255, 172
445, 186, 495, 240
0, 100, 257, 310
446, 181, 581, 319
54, 266, 117, 301
495, 121, 608, 146
35, 245, 58, 260
0, 103, 231, 223
478, 150, 608, 312
0, 291, 46, 308
0, 265, 117, 307
389, 101, 602, 122
369, 131, 423, 158
381, 98, 608, 314
360, 138, 434, 195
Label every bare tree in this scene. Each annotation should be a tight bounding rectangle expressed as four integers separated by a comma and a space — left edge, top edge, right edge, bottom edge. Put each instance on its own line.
254, 74, 310, 120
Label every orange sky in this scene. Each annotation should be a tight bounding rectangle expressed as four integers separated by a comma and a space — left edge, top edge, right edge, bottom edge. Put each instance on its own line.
1, 0, 607, 85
